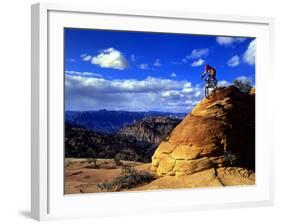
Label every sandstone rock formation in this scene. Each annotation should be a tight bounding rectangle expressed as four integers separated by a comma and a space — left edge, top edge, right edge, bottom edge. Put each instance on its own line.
136, 167, 255, 190
151, 86, 255, 177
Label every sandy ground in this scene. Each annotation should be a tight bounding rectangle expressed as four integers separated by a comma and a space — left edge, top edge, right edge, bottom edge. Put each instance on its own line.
64, 158, 255, 195
64, 158, 151, 194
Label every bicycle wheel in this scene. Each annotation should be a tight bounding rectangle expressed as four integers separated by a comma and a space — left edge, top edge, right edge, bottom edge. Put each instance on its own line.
213, 79, 218, 89
205, 87, 209, 99
213, 81, 217, 94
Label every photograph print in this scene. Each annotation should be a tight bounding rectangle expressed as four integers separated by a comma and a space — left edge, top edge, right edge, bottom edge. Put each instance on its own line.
64, 28, 255, 194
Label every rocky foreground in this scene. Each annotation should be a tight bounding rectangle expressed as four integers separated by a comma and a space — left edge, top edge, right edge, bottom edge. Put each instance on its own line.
151, 86, 255, 181
65, 158, 255, 194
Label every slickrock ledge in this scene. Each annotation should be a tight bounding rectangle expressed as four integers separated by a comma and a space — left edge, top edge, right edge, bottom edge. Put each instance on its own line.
151, 86, 255, 177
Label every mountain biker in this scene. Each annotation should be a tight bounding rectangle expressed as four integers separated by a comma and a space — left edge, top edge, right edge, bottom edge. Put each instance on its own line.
201, 64, 217, 85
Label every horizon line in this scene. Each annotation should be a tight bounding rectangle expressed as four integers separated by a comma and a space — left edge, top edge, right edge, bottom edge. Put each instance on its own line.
65, 109, 188, 114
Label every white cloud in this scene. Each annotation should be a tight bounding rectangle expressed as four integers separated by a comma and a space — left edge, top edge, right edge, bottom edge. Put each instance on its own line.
153, 59, 161, 67
234, 76, 252, 85
182, 82, 193, 93
65, 75, 204, 112
227, 55, 240, 67
66, 75, 188, 93
182, 87, 193, 94
139, 63, 149, 70
218, 76, 253, 88
190, 59, 205, 67
243, 39, 256, 65
194, 90, 202, 98
216, 37, 246, 46
65, 70, 103, 78
170, 72, 177, 77
161, 90, 183, 98
218, 80, 230, 87
81, 55, 92, 61
186, 48, 209, 59
91, 48, 129, 70
182, 49, 208, 65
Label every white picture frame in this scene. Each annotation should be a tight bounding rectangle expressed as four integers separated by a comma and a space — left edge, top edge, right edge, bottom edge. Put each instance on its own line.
31, 2, 274, 221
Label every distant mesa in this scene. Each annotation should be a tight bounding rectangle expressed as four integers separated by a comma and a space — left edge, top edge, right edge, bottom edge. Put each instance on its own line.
119, 116, 181, 145
151, 86, 255, 178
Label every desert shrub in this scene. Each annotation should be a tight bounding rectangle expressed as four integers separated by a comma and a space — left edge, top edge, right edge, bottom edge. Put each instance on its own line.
98, 167, 155, 192
112, 167, 155, 191
224, 150, 238, 166
85, 158, 99, 168
233, 78, 252, 93
86, 158, 92, 163
97, 182, 112, 191
113, 154, 123, 166
120, 164, 134, 175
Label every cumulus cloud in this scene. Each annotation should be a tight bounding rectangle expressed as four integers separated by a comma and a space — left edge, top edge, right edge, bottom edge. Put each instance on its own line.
194, 90, 202, 98
90, 48, 129, 70
65, 75, 204, 112
234, 76, 252, 84
190, 59, 205, 67
153, 59, 161, 67
161, 90, 183, 98
216, 37, 246, 46
243, 39, 256, 65
218, 76, 253, 88
181, 48, 208, 66
227, 55, 240, 67
65, 70, 103, 78
186, 48, 209, 59
66, 76, 186, 93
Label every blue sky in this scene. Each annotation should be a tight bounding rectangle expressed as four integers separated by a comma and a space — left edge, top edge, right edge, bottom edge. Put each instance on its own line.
65, 28, 255, 112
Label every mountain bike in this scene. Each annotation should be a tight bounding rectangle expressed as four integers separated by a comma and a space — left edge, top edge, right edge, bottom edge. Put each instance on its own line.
204, 77, 218, 99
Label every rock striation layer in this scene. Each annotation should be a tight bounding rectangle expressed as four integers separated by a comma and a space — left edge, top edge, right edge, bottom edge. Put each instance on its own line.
151, 86, 255, 177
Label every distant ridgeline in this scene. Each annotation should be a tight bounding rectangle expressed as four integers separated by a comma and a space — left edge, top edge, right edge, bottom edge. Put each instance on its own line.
65, 109, 186, 133
65, 114, 182, 162
65, 123, 153, 162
